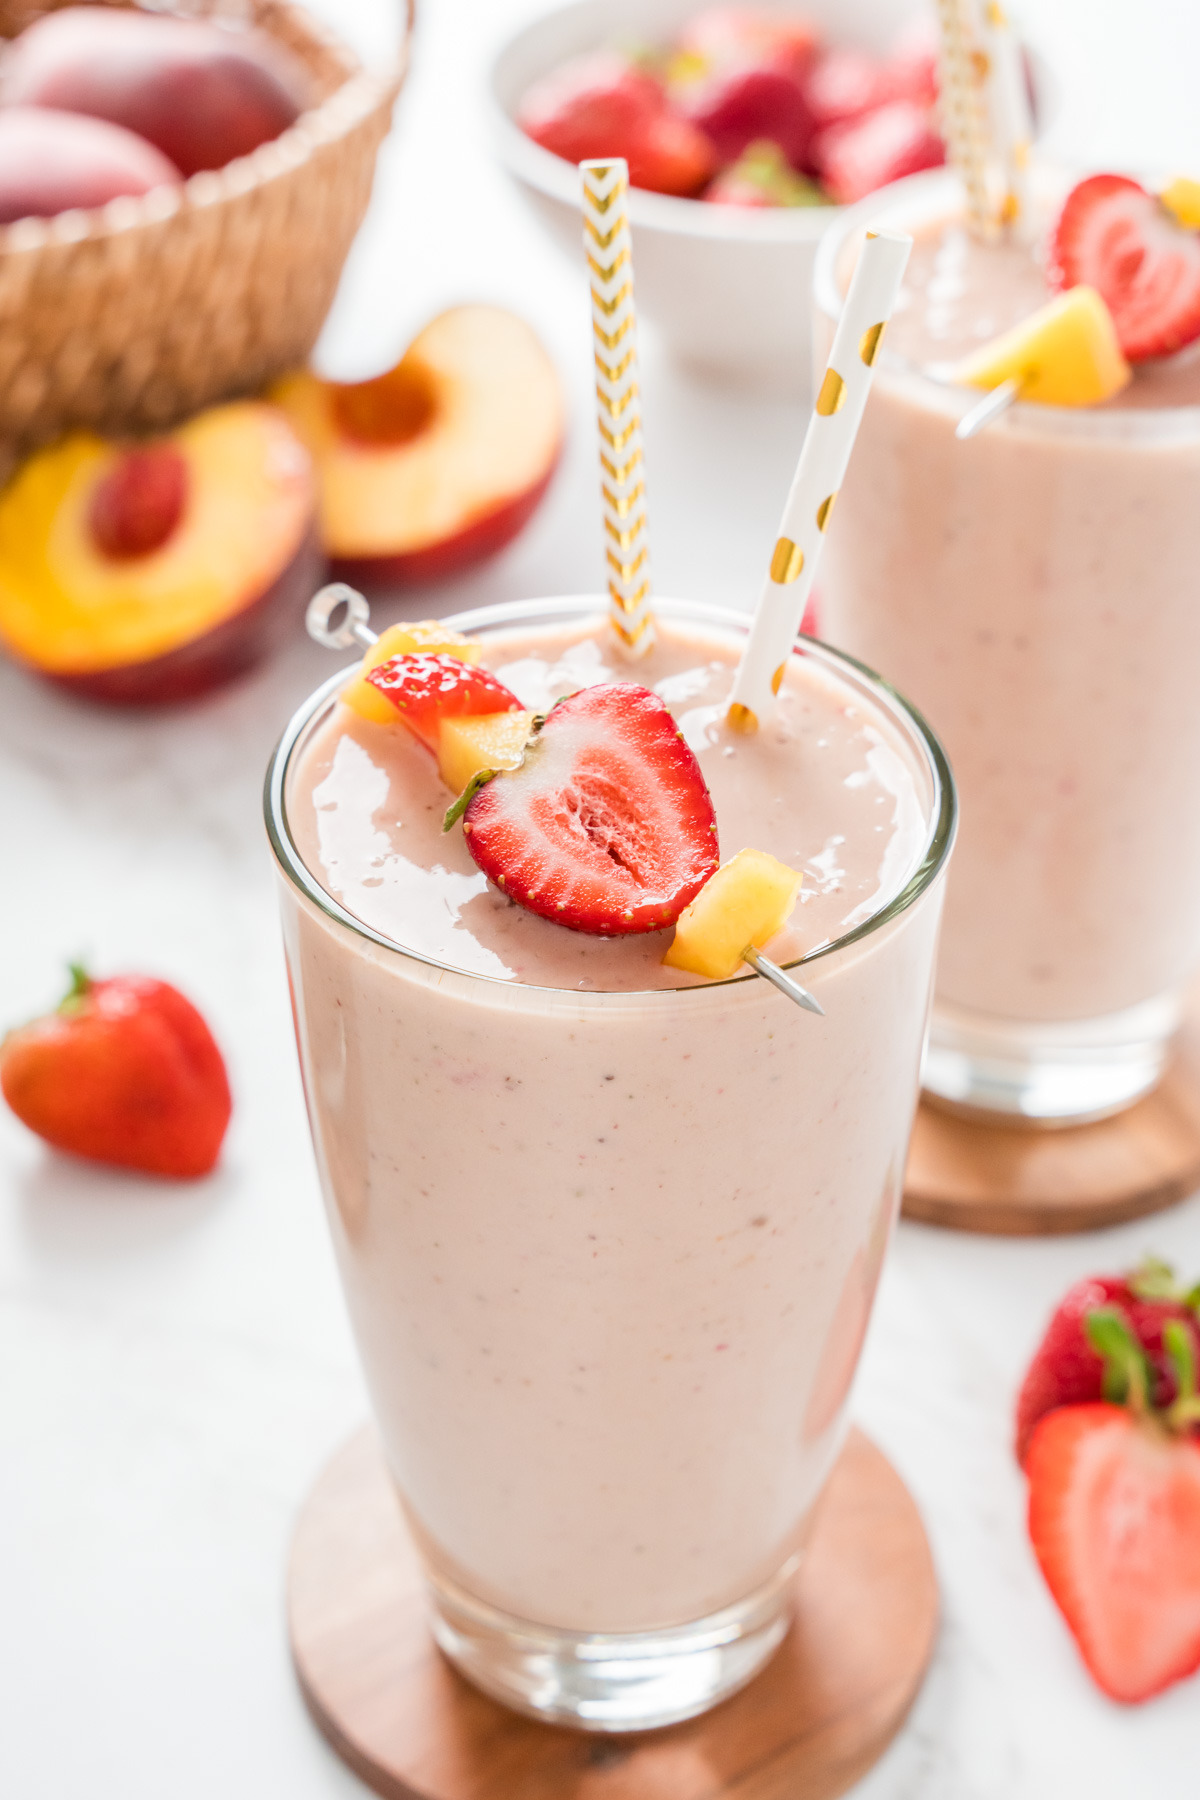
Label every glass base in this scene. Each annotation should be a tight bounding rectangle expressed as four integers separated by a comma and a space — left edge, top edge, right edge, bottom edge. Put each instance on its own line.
923, 991, 1183, 1126
424, 1559, 796, 1733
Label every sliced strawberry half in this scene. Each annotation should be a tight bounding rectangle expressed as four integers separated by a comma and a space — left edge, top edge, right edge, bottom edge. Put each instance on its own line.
1021, 1282, 1200, 1702
1047, 174, 1200, 362
459, 683, 719, 935
1026, 1404, 1200, 1703
366, 653, 522, 750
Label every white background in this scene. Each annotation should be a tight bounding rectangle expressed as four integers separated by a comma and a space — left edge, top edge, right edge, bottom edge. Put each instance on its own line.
3, 2, 1200, 1795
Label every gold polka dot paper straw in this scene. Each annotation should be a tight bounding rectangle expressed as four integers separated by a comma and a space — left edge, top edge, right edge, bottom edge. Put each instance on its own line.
726, 231, 912, 732
935, 0, 996, 240
980, 0, 1033, 235
581, 158, 654, 659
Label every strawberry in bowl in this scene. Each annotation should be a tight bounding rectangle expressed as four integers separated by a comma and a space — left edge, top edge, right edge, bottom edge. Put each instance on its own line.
1017, 1259, 1200, 1703
495, 4, 971, 388
511, 5, 946, 207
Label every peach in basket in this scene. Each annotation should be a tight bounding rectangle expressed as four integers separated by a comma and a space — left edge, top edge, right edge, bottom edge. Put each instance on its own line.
0, 0, 408, 470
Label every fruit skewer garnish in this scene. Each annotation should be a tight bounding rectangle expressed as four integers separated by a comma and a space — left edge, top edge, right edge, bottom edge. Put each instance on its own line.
0, 965, 231, 1179
304, 585, 824, 1012
955, 173, 1200, 439
1017, 1258, 1200, 1703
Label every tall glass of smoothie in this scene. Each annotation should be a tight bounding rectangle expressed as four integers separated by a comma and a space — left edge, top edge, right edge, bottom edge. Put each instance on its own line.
815, 169, 1200, 1123
266, 593, 954, 1731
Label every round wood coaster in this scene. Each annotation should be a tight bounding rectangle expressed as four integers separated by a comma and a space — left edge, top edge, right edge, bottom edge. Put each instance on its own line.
288, 1427, 938, 1800
903, 991, 1200, 1235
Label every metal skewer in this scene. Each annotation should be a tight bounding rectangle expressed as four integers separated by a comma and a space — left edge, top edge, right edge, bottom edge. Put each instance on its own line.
304, 584, 824, 1018
743, 947, 825, 1016
306, 582, 378, 650
955, 376, 1022, 439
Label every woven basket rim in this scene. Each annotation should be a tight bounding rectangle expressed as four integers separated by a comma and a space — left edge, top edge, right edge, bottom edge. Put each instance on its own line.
0, 0, 410, 256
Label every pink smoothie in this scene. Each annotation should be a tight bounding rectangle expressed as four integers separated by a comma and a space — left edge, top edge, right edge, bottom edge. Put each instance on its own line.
819, 174, 1200, 1035
273, 603, 950, 1633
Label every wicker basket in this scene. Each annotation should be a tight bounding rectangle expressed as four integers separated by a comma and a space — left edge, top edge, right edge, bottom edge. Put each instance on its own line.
0, 0, 410, 471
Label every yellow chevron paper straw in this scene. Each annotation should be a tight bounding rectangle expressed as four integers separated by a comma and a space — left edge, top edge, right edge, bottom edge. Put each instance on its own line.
727, 231, 912, 732
935, 0, 996, 240
980, 0, 1033, 234
580, 158, 654, 658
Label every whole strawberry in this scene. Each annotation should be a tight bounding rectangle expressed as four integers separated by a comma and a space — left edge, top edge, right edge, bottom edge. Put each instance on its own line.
1, 967, 231, 1178
1016, 1258, 1200, 1463
1024, 1297, 1200, 1702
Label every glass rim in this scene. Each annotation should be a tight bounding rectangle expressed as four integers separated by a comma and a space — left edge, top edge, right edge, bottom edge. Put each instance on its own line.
812, 167, 1200, 431
263, 595, 957, 1001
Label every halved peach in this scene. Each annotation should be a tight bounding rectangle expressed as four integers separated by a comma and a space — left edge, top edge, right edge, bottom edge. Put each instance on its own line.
272, 306, 563, 587
0, 401, 318, 705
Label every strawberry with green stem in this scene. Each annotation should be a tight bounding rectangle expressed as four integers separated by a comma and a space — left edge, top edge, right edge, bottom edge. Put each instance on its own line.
1023, 1269, 1200, 1703
0, 965, 231, 1178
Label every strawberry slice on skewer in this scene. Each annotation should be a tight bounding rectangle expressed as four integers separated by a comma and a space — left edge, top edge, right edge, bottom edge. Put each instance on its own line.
1047, 173, 1200, 362
366, 653, 523, 751
457, 683, 719, 936
0, 966, 231, 1178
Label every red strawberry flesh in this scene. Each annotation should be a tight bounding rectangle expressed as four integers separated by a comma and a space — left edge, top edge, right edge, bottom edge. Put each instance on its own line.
366, 653, 522, 750
1047, 173, 1200, 362
1026, 1404, 1200, 1703
461, 683, 719, 935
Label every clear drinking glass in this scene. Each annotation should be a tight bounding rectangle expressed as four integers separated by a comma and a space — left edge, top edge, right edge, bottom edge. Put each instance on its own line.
815, 171, 1200, 1125
265, 595, 955, 1731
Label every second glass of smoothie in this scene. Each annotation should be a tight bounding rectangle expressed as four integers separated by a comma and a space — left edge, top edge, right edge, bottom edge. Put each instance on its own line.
816, 170, 1200, 1124
267, 595, 954, 1731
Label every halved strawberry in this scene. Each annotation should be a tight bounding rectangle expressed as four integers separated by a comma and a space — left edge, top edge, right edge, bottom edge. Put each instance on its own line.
1047, 174, 1200, 362
1027, 1404, 1200, 1703
1025, 1299, 1200, 1703
366, 653, 522, 751
458, 684, 719, 936
1015, 1260, 1200, 1465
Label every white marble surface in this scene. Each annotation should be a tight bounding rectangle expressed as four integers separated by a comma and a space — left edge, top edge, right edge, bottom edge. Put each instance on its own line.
3, 2, 1200, 1794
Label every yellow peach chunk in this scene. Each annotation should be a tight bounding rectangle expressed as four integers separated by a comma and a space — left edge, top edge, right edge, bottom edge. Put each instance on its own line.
954, 286, 1131, 408
664, 848, 803, 980
437, 709, 535, 794
1161, 178, 1200, 229
341, 619, 481, 724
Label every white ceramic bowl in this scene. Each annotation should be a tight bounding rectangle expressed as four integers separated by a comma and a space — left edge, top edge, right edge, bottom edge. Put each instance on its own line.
488, 0, 929, 391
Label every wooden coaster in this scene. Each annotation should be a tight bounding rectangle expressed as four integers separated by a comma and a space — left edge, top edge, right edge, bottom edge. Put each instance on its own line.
904, 991, 1200, 1235
288, 1427, 938, 1800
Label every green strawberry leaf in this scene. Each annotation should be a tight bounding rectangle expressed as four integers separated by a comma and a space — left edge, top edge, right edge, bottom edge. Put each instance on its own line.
1086, 1306, 1153, 1412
